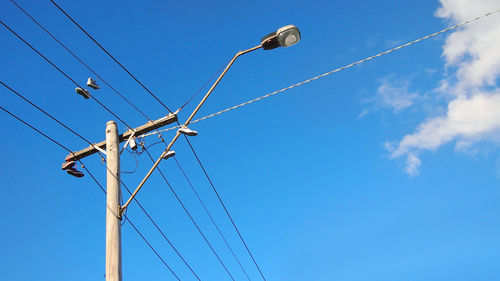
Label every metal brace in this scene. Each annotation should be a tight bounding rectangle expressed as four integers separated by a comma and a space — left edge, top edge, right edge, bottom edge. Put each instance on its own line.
120, 130, 137, 154
93, 144, 107, 156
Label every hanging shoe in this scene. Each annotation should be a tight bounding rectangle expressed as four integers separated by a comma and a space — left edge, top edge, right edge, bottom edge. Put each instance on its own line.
87, 78, 100, 90
162, 150, 176, 160
67, 168, 84, 178
75, 87, 90, 99
178, 127, 198, 136
61, 160, 75, 170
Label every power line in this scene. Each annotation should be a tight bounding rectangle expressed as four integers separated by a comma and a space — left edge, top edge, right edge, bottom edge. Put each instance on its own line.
3, 7, 232, 277
8, 0, 152, 122
1, 81, 200, 279
173, 157, 252, 281
170, 56, 262, 281
0, 103, 183, 280
119, 177, 202, 280
124, 216, 181, 280
178, 59, 229, 111
1, 81, 108, 161
30, 7, 264, 277
183, 137, 267, 281
142, 148, 236, 281
0, 81, 95, 147
163, 70, 262, 279
139, 7, 500, 139
49, 0, 174, 114
135, 9, 500, 278
83, 164, 181, 281
13, 0, 199, 165
0, 104, 74, 154
0, 20, 134, 130
9, 0, 187, 163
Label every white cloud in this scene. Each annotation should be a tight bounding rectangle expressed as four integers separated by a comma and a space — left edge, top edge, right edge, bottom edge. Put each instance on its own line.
405, 152, 421, 177
392, 92, 500, 157
375, 78, 419, 112
361, 77, 418, 117
389, 0, 500, 175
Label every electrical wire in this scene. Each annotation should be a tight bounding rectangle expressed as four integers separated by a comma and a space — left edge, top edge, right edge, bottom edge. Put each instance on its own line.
0, 104, 184, 280
82, 164, 181, 281
8, 0, 153, 122
142, 148, 236, 281
0, 104, 74, 154
3, 5, 244, 277
125, 216, 181, 280
8, 0, 181, 164
183, 136, 267, 281
1, 81, 94, 146
1, 82, 199, 279
178, 59, 229, 111
173, 157, 252, 281
49, 0, 174, 114
135, 9, 500, 276
75, 8, 500, 281
119, 176, 202, 280
121, 151, 139, 174
11, 0, 231, 164
0, 81, 109, 160
0, 20, 134, 130
139, 7, 500, 139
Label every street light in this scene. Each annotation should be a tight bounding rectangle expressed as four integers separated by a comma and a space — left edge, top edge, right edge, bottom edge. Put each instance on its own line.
120, 24, 301, 217
180, 24, 301, 130
261, 25, 301, 50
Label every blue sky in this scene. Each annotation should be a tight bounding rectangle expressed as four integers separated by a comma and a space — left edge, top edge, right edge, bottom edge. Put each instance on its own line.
1, 0, 500, 280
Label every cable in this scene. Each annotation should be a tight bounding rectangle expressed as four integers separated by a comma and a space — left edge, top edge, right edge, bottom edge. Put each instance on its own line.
139, 7, 500, 139
125, 216, 181, 280
178, 59, 229, 110
0, 104, 74, 154
9, 0, 179, 151
82, 164, 181, 281
9, 0, 179, 160
1, 82, 198, 278
0, 81, 109, 160
79, 160, 106, 194
174, 157, 252, 281
121, 151, 139, 174
0, 20, 134, 130
1, 81, 94, 146
142, 148, 236, 281
11, 0, 185, 164
0, 101, 183, 280
183, 137, 267, 280
8, 0, 153, 122
2, 80, 198, 278
119, 177, 202, 280
49, 0, 174, 114
11, 0, 188, 176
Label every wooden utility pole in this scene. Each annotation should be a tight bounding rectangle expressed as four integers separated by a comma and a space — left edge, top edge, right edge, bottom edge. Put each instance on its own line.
64, 42, 262, 280
105, 121, 122, 281
64, 113, 177, 280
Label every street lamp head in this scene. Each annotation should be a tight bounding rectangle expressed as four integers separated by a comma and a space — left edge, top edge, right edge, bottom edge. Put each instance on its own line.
261, 25, 301, 50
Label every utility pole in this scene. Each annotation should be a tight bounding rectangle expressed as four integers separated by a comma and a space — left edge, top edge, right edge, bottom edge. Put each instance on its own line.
105, 121, 122, 281
63, 25, 298, 278
64, 113, 177, 280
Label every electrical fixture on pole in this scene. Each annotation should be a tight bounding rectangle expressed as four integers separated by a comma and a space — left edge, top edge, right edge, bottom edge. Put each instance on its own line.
119, 24, 301, 217
64, 24, 300, 281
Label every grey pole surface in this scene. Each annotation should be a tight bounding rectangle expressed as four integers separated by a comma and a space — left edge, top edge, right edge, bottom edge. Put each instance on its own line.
105, 121, 122, 281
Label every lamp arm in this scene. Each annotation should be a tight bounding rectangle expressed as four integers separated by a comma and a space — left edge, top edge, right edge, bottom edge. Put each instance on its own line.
184, 44, 262, 125
119, 44, 262, 217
